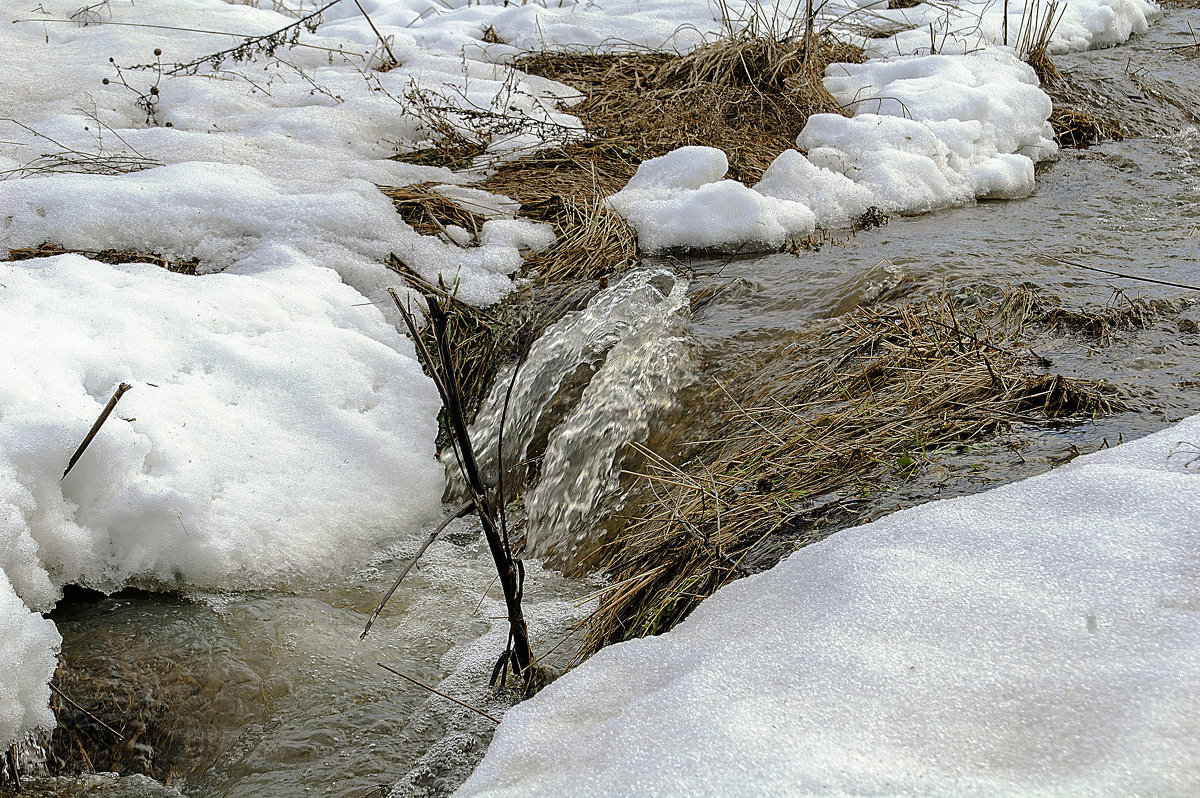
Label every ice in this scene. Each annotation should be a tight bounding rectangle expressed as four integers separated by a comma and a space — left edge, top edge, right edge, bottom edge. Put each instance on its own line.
0, 572, 60, 750
459, 416, 1200, 797
0, 255, 445, 608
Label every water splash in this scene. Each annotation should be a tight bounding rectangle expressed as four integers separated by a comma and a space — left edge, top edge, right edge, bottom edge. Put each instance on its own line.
462, 268, 692, 563
523, 276, 691, 562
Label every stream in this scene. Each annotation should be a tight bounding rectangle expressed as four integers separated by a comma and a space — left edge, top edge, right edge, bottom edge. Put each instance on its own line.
25, 6, 1200, 797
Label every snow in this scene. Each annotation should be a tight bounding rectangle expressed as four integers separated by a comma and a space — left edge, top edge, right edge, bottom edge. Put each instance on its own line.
0, 573, 60, 751
1, 254, 446, 609
854, 0, 1160, 59
459, 416, 1200, 797
0, 0, 1166, 759
606, 147, 817, 252
612, 50, 1056, 250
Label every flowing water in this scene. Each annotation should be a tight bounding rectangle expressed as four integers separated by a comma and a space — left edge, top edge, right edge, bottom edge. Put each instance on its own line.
20, 7, 1200, 797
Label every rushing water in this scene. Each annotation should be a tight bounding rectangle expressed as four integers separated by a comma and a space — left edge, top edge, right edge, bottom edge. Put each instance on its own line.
24, 7, 1200, 797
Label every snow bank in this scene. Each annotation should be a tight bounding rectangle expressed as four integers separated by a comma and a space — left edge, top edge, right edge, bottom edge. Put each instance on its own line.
0, 0, 569, 308
855, 0, 1160, 59
0, 573, 60, 749
606, 147, 817, 252
610, 50, 1056, 251
0, 255, 445, 608
461, 415, 1200, 796
0, 163, 552, 309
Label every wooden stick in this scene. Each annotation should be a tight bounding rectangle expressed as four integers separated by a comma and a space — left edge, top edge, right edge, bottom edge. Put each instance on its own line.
63, 383, 131, 480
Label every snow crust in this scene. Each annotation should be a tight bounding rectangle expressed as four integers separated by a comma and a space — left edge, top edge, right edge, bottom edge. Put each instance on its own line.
460, 416, 1200, 797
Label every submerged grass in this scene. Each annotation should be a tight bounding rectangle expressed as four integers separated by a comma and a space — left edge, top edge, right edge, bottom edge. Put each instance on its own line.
581, 289, 1127, 655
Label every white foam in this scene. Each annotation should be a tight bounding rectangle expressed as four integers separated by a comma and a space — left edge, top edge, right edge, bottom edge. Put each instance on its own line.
460, 415, 1200, 797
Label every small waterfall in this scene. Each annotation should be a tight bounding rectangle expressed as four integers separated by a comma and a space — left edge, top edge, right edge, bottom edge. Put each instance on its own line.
461, 268, 692, 563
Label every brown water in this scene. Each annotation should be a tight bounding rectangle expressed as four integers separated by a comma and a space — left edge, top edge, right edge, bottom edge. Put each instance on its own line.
29, 7, 1200, 798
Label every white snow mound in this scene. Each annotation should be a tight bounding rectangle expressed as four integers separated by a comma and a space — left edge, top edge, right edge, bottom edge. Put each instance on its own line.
610, 50, 1056, 251
0, 572, 60, 749
460, 415, 1200, 797
0, 255, 445, 609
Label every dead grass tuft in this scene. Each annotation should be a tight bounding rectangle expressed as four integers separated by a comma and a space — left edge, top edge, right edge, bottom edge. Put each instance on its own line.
581, 290, 1122, 655
998, 285, 1176, 343
1049, 106, 1124, 147
510, 33, 861, 186
381, 182, 490, 242
6, 242, 198, 274
520, 194, 640, 282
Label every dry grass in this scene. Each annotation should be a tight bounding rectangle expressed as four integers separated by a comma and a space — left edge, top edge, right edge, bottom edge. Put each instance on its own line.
473, 32, 863, 282
519, 194, 639, 282
508, 33, 861, 188
381, 182, 491, 242
581, 290, 1122, 655
6, 243, 198, 274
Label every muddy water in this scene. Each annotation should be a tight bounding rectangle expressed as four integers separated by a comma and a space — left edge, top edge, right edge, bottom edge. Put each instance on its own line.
33, 7, 1200, 798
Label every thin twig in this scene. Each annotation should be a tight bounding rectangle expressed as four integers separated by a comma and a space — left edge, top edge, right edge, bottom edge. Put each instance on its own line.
1038, 250, 1200, 292
49, 682, 126, 740
352, 0, 400, 68
377, 662, 499, 723
360, 501, 473, 640
63, 383, 131, 480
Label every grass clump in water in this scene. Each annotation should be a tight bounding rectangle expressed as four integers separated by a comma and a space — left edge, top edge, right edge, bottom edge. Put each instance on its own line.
581, 289, 1123, 656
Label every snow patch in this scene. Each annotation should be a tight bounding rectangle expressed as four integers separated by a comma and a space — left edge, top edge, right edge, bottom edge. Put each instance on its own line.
460, 415, 1200, 797
0, 255, 445, 608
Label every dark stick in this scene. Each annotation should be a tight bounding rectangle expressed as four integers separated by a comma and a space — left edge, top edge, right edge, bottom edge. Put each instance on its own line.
63, 383, 131, 480
352, 0, 400, 68
390, 290, 535, 682
377, 662, 499, 723
495, 358, 525, 557
5, 744, 19, 791
360, 501, 473, 640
